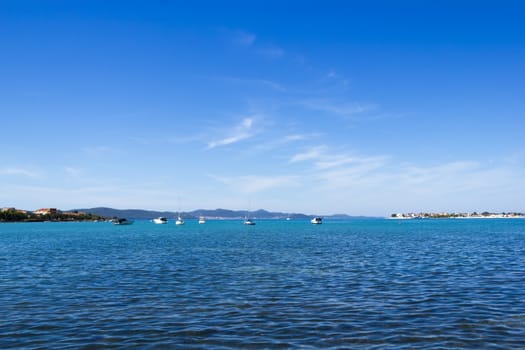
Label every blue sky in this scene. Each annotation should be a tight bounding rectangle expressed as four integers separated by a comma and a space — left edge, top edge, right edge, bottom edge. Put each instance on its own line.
1, 0, 524, 216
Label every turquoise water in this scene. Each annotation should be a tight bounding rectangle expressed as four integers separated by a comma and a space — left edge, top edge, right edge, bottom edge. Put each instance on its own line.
1, 219, 525, 349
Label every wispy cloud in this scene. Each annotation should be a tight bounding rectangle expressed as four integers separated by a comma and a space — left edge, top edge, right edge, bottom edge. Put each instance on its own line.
299, 99, 375, 118
207, 117, 258, 149
295, 147, 506, 194
231, 29, 256, 46
290, 146, 327, 163
295, 144, 524, 212
214, 76, 287, 92
0, 167, 39, 178
285, 134, 308, 142
64, 166, 82, 177
129, 133, 209, 146
223, 28, 284, 59
256, 45, 285, 59
258, 79, 286, 91
395, 161, 511, 195
314, 157, 390, 187
245, 133, 319, 156
292, 147, 389, 184
211, 174, 299, 194
324, 70, 350, 86
82, 145, 117, 156
316, 154, 387, 171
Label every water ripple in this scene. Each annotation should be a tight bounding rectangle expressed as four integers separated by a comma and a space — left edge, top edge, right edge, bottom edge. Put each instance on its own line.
1, 219, 525, 348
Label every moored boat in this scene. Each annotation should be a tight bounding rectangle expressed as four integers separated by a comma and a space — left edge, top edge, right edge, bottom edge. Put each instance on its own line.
311, 217, 322, 224
153, 217, 168, 224
113, 218, 134, 225
244, 217, 256, 225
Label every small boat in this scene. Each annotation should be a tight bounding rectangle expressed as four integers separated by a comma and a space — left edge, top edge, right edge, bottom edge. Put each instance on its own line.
175, 216, 185, 225
244, 217, 256, 225
113, 218, 134, 225
311, 217, 322, 224
153, 217, 168, 224
198, 216, 206, 224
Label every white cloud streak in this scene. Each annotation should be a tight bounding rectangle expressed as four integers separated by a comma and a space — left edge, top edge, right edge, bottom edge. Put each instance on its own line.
207, 117, 257, 149
215, 76, 287, 92
0, 167, 39, 178
300, 99, 375, 118
231, 30, 256, 46
64, 167, 82, 177
211, 174, 299, 194
290, 146, 327, 163
288, 145, 525, 212
225, 28, 284, 59
82, 146, 116, 156
256, 45, 285, 59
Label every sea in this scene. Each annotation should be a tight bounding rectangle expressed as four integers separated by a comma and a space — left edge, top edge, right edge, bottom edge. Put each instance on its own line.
1, 219, 524, 349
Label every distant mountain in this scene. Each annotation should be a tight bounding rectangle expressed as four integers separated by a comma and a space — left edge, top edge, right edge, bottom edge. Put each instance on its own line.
71, 207, 175, 220
71, 207, 329, 220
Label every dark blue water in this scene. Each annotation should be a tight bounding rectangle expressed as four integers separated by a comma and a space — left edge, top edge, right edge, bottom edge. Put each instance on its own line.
1, 219, 525, 349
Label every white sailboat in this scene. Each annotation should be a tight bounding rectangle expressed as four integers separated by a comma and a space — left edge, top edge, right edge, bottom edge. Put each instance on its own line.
244, 210, 256, 225
244, 202, 256, 225
175, 215, 185, 225
243, 217, 256, 225
175, 198, 185, 225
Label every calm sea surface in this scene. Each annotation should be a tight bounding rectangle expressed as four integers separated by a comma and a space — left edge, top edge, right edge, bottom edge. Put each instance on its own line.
1, 219, 525, 349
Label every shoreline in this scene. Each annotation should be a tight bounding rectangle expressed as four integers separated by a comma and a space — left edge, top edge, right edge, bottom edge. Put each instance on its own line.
388, 215, 525, 220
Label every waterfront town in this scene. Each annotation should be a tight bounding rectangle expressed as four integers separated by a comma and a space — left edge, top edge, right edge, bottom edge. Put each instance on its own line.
390, 211, 525, 219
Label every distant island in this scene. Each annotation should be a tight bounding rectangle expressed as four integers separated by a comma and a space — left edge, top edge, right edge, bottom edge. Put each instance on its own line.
72, 207, 312, 221
72, 207, 370, 221
1, 206, 369, 223
390, 211, 525, 219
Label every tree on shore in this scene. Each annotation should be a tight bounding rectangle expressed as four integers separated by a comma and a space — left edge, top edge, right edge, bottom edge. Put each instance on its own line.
0, 209, 105, 222
0, 209, 29, 222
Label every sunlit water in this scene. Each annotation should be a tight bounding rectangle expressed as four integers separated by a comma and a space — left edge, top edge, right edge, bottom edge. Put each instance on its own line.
1, 219, 525, 349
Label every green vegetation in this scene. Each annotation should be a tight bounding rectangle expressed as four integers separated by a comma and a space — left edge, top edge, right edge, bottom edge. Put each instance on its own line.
0, 209, 29, 222
0, 209, 105, 223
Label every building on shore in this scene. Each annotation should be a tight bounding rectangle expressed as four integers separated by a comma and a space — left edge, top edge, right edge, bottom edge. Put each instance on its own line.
33, 208, 60, 215
2, 207, 28, 214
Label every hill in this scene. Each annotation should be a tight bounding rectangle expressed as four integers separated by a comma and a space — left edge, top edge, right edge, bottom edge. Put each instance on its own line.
71, 207, 357, 220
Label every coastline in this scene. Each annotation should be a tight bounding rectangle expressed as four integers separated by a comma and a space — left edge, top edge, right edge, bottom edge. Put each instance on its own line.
389, 213, 525, 220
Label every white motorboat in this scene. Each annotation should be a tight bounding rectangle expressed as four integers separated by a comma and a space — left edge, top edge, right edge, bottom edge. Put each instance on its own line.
311, 217, 322, 224
198, 216, 206, 224
153, 217, 168, 224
